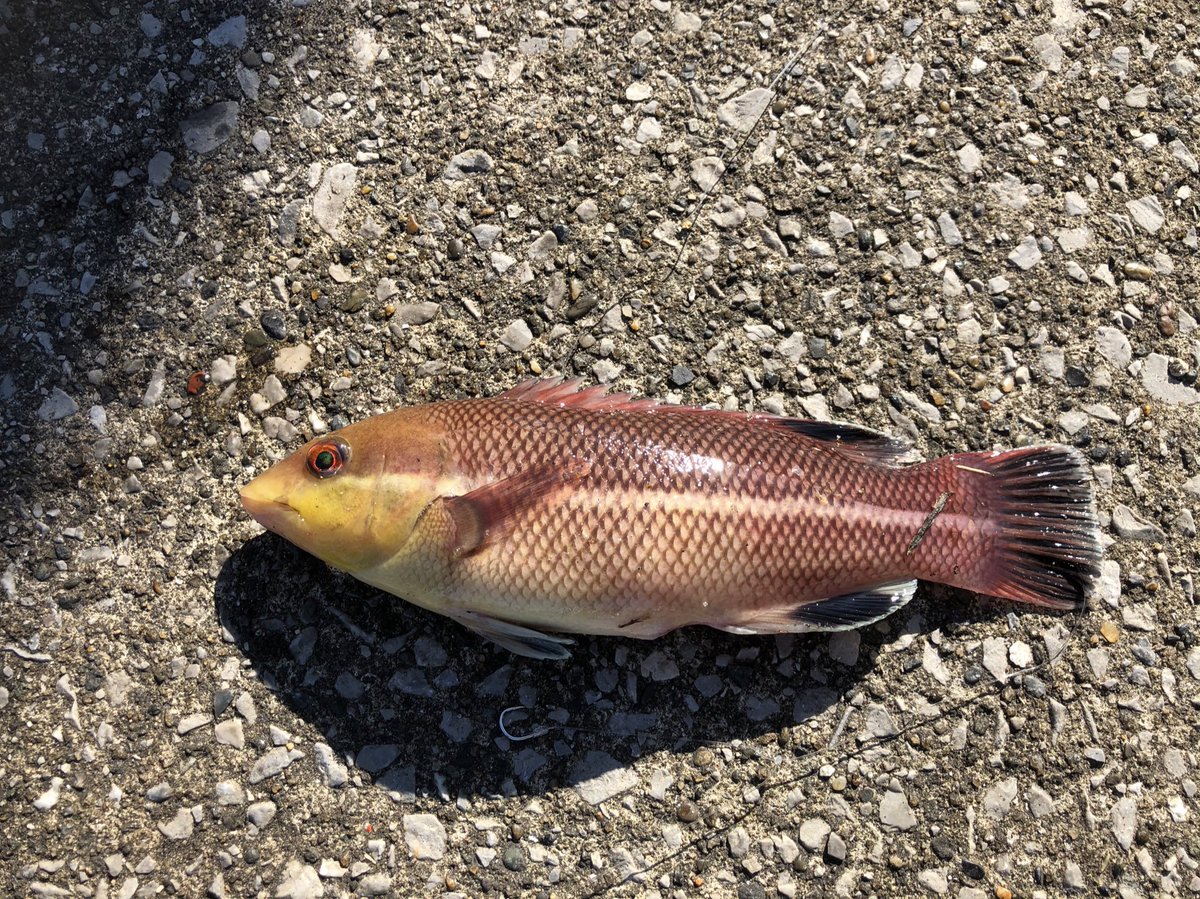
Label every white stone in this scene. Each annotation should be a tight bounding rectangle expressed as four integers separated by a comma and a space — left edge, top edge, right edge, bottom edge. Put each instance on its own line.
403, 813, 447, 860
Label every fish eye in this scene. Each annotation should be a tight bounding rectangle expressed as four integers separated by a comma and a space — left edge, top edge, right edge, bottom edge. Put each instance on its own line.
306, 440, 349, 478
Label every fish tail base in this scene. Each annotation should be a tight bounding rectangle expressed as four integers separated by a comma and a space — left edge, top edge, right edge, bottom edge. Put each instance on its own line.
956, 445, 1102, 609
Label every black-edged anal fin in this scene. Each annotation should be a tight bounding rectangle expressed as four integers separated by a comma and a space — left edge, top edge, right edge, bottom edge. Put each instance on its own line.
442, 459, 591, 558
449, 609, 574, 660
717, 579, 918, 635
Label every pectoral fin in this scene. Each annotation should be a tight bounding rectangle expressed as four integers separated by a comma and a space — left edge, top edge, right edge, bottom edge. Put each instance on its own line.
442, 460, 591, 558
717, 579, 918, 635
449, 609, 574, 660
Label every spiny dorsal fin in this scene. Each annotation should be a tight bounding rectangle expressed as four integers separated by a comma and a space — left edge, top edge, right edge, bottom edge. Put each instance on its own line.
499, 377, 914, 465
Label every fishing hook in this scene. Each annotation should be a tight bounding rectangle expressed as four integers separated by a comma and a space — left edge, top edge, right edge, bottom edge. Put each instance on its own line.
498, 705, 552, 742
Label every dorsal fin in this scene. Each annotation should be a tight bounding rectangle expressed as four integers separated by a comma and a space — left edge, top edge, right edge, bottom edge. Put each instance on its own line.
497, 378, 914, 465
499, 377, 663, 412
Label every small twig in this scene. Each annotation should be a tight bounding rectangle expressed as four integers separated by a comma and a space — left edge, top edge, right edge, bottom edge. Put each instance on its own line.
906, 492, 953, 556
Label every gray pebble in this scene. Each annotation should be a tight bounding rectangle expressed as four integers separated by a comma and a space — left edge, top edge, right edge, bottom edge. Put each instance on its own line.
313, 743, 348, 788
1111, 504, 1165, 541
570, 751, 638, 805
181, 101, 240, 154
247, 800, 277, 827
158, 808, 194, 840
500, 319, 533, 352
445, 149, 494, 180
146, 782, 173, 802
879, 788, 917, 830
356, 744, 399, 774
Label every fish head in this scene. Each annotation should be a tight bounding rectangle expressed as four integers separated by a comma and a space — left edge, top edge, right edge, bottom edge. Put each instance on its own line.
239, 411, 442, 573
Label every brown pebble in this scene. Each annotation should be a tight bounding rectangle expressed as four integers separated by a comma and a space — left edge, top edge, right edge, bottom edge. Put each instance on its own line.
676, 800, 701, 823
865, 47, 878, 64
691, 747, 714, 768
405, 213, 420, 235
1100, 621, 1119, 644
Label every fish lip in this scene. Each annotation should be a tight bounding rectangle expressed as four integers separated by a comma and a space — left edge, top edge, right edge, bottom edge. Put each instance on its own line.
239, 490, 301, 531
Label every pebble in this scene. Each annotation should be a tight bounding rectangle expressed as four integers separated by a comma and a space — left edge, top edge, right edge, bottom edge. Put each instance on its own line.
1008, 641, 1033, 668
249, 746, 301, 783
1141, 353, 1200, 405
260, 310, 287, 340
1111, 796, 1137, 851
313, 163, 358, 238
1007, 235, 1042, 270
1095, 326, 1131, 369
626, 82, 652, 102
247, 800, 277, 827
444, 149, 494, 180
575, 199, 599, 222
669, 364, 695, 387
1111, 504, 1165, 541
983, 778, 1018, 820
275, 860, 322, 899
37, 388, 78, 422
213, 720, 244, 750
158, 808, 194, 840
403, 813, 447, 859
471, 223, 501, 249
274, 344, 312, 375
502, 844, 526, 871
208, 15, 247, 48
690, 156, 725, 192
937, 212, 963, 246
146, 782, 173, 802
1125, 196, 1165, 234
181, 101, 240, 154
394, 302, 440, 326
33, 778, 63, 811
797, 818, 830, 851
879, 788, 917, 830
356, 744, 399, 773
358, 873, 392, 896
178, 712, 212, 734
827, 630, 860, 666
147, 150, 173, 187
209, 355, 237, 386
718, 87, 773, 133
570, 751, 639, 805
499, 319, 533, 352
314, 742, 348, 788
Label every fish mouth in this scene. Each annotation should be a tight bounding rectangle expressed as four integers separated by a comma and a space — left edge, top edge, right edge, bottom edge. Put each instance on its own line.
239, 488, 301, 534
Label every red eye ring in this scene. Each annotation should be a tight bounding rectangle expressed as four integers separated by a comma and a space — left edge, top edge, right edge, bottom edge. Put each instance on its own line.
306, 440, 348, 477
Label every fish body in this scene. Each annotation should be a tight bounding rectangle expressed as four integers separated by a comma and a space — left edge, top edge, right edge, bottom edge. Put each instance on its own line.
239, 379, 1101, 658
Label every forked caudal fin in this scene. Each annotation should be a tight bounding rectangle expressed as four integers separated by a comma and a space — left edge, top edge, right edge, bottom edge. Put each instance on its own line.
951, 445, 1102, 609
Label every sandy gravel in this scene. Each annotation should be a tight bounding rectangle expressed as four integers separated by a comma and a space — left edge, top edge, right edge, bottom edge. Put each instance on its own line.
2, 0, 1198, 897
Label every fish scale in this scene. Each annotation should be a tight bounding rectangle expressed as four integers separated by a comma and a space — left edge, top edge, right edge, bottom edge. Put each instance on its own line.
399, 397, 988, 632
241, 378, 1101, 659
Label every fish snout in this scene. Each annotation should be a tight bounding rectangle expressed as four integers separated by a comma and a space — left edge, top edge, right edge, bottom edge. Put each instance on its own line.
239, 480, 301, 534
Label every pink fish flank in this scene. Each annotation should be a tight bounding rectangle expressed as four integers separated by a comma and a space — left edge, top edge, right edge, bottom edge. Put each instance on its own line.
239, 378, 1102, 659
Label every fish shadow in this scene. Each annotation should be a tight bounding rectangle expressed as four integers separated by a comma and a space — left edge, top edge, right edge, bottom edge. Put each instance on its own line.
215, 533, 987, 802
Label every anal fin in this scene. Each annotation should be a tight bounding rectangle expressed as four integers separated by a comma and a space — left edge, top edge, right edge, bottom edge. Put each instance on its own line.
718, 579, 918, 635
449, 609, 574, 660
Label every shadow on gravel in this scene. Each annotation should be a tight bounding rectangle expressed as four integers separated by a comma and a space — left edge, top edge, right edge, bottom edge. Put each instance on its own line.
215, 533, 911, 800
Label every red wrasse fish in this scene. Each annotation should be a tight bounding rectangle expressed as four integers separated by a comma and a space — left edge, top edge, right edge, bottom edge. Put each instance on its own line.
239, 378, 1102, 659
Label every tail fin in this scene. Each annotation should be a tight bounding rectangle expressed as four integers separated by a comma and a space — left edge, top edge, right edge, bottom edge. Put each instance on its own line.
954, 445, 1102, 609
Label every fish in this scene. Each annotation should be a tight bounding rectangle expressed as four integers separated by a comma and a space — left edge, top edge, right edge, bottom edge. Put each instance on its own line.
238, 378, 1102, 660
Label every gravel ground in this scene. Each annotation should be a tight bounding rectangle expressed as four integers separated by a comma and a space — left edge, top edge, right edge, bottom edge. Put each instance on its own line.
2, 0, 1198, 897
